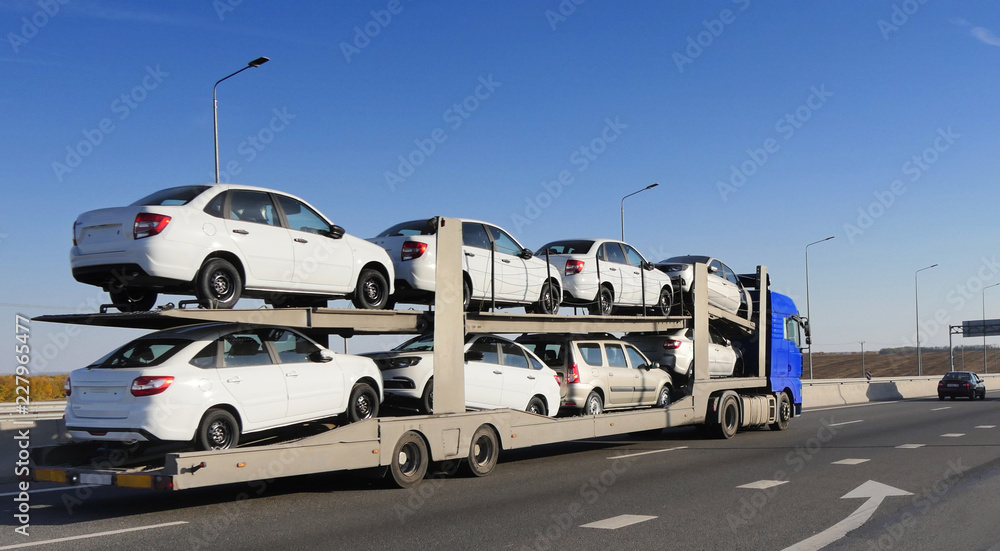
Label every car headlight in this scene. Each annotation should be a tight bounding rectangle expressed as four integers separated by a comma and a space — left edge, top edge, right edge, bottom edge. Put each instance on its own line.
389, 357, 421, 369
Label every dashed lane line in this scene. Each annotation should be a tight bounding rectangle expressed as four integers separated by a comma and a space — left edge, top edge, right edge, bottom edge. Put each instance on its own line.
608, 446, 687, 460
832, 459, 870, 465
580, 514, 657, 530
738, 480, 788, 490
0, 521, 188, 550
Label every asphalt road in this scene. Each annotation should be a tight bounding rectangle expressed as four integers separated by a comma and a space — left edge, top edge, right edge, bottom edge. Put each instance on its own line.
2, 394, 999, 551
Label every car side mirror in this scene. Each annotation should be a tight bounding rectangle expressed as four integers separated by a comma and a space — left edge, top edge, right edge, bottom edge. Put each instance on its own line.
465, 350, 484, 362
328, 225, 345, 239
520, 248, 533, 260
644, 362, 659, 371
642, 261, 655, 270
309, 350, 334, 363
708, 265, 719, 274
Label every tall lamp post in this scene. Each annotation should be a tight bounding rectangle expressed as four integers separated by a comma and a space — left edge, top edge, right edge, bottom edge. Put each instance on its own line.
620, 183, 659, 241
914, 263, 938, 376
214, 56, 270, 183
805, 235, 835, 379
984, 282, 1000, 373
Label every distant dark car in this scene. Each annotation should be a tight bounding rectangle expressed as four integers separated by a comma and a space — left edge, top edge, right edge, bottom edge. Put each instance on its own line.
937, 371, 986, 400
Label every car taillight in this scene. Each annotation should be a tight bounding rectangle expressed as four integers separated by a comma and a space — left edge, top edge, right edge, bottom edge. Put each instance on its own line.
566, 362, 580, 384
134, 213, 171, 240
565, 260, 585, 276
131, 376, 174, 397
554, 373, 561, 385
64, 378, 71, 397
937, 381, 944, 387
663, 339, 682, 350
401, 241, 428, 261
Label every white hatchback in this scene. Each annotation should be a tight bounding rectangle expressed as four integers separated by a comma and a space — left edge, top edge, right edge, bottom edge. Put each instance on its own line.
64, 323, 383, 450
364, 333, 561, 417
71, 184, 395, 312
368, 218, 562, 313
655, 255, 752, 318
537, 238, 675, 316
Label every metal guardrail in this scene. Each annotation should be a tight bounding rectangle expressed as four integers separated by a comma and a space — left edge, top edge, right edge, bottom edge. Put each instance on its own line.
0, 400, 66, 415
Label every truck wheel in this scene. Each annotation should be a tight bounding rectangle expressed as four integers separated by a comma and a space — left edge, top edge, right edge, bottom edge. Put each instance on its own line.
352, 268, 389, 309
583, 391, 604, 415
419, 379, 434, 414
464, 425, 499, 477
654, 287, 673, 316
196, 259, 242, 309
196, 409, 240, 451
346, 383, 379, 422
656, 386, 672, 408
525, 396, 547, 416
109, 288, 158, 312
769, 392, 791, 431
389, 431, 428, 488
714, 395, 739, 439
588, 287, 614, 316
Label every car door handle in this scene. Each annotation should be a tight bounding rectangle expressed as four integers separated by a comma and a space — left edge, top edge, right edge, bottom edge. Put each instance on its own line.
527, 375, 536, 380
501, 259, 510, 264
609, 267, 617, 271
493, 370, 502, 375
232, 229, 249, 235
465, 252, 475, 257
285, 372, 299, 378
226, 377, 242, 383
294, 238, 308, 244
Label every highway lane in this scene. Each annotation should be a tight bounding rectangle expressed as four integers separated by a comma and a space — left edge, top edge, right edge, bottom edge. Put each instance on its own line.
2, 394, 999, 551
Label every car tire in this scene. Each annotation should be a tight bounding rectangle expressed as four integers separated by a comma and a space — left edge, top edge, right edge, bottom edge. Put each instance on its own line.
196, 409, 240, 451
588, 286, 614, 316
108, 288, 158, 313
195, 258, 242, 309
525, 396, 547, 416
462, 278, 473, 312
733, 359, 744, 378
352, 269, 389, 310
530, 282, 560, 315
583, 391, 603, 415
655, 386, 671, 408
464, 425, 499, 478
419, 379, 434, 415
655, 286, 673, 316
938, 394, 945, 401
346, 383, 379, 422
769, 392, 791, 431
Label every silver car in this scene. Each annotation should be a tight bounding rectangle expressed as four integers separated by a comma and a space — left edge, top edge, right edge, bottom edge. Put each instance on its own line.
655, 255, 752, 318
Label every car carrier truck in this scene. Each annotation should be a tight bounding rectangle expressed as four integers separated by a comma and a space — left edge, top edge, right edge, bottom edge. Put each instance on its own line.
30, 217, 807, 490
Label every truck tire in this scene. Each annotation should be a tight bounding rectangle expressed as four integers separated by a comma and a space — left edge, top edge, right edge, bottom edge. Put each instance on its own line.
346, 383, 379, 422
389, 431, 428, 488
196, 259, 242, 309
196, 409, 240, 451
769, 392, 791, 431
464, 425, 499, 477
714, 394, 739, 439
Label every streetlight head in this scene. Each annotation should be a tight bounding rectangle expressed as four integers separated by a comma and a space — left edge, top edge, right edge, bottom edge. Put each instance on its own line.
646, 183, 659, 190
930, 263, 938, 268
823, 235, 835, 242
248, 56, 270, 68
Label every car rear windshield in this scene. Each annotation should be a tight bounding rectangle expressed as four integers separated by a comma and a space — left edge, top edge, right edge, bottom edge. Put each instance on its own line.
942, 372, 972, 381
377, 219, 436, 237
131, 186, 211, 206
90, 338, 191, 368
662, 255, 710, 265
539, 240, 594, 255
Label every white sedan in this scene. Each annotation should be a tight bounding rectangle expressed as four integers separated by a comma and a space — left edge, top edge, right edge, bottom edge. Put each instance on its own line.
537, 238, 675, 316
624, 325, 743, 381
64, 323, 383, 450
71, 184, 394, 311
368, 218, 562, 313
655, 255, 752, 318
364, 333, 561, 416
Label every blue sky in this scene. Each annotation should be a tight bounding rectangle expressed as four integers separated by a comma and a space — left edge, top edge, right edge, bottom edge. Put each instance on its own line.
2, 0, 999, 375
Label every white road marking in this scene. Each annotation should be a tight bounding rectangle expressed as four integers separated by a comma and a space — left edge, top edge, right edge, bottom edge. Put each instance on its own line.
580, 514, 657, 530
931, 407, 951, 411
832, 459, 870, 465
0, 485, 97, 497
976, 425, 996, 429
828, 420, 863, 427
0, 521, 188, 550
609, 446, 687, 459
941, 433, 965, 438
804, 401, 899, 413
782, 481, 912, 551
896, 444, 925, 449
738, 480, 789, 490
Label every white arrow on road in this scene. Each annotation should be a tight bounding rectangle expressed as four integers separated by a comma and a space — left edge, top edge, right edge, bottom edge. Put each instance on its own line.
782, 480, 912, 551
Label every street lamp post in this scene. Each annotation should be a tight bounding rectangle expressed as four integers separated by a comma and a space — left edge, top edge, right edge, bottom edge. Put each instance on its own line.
805, 236, 835, 379
620, 183, 659, 241
214, 56, 270, 183
860, 340, 865, 378
914, 263, 938, 376
984, 282, 1000, 374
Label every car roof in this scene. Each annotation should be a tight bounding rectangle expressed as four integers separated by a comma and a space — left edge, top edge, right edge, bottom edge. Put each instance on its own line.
134, 323, 298, 341
658, 255, 712, 264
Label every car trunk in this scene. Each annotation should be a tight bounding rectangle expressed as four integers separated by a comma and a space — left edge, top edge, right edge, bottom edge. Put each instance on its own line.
367, 234, 435, 266
73, 207, 145, 255
68, 368, 140, 419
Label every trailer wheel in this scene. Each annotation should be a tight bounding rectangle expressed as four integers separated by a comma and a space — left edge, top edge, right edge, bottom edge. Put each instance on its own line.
714, 395, 739, 439
464, 425, 499, 477
419, 379, 434, 414
389, 431, 428, 488
346, 383, 379, 422
196, 409, 240, 451
583, 391, 604, 415
769, 392, 791, 431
